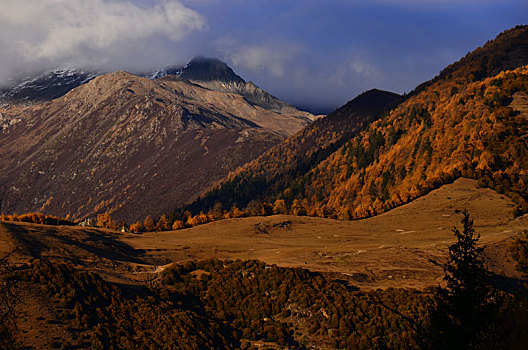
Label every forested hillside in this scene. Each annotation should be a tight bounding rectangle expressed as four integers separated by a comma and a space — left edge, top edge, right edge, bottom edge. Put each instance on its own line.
281, 65, 528, 219
182, 25, 528, 220
183, 89, 401, 216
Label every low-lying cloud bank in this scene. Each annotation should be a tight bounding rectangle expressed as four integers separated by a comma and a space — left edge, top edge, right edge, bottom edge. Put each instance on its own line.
0, 0, 206, 82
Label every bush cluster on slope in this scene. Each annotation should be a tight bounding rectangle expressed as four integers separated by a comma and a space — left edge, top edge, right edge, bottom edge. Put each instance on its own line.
10, 250, 528, 349
14, 258, 435, 349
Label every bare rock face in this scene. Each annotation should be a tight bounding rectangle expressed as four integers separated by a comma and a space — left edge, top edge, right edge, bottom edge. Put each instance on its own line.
180, 57, 319, 121
0, 71, 315, 222
180, 56, 245, 85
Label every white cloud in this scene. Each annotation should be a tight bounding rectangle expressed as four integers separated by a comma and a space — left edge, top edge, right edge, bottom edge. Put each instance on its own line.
329, 55, 382, 88
0, 0, 206, 81
216, 39, 302, 78
349, 58, 380, 79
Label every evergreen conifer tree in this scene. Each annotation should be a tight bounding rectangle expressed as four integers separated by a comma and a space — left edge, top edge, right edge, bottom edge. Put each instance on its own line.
439, 210, 495, 349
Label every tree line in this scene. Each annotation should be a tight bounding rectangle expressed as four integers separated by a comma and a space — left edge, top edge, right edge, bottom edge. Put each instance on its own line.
0, 212, 74, 226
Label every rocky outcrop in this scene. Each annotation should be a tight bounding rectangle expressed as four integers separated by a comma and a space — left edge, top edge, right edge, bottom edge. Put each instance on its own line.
180, 57, 318, 121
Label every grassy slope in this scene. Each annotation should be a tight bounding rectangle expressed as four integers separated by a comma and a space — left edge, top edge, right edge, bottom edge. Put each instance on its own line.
3, 178, 525, 291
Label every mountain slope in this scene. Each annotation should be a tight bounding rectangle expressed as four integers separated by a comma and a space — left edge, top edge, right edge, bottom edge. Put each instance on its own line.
298, 65, 528, 219
184, 25, 528, 219
0, 71, 314, 222
184, 88, 401, 214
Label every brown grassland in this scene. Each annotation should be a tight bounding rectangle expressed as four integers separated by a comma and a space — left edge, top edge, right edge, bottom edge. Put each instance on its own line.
1, 179, 528, 349
1, 178, 525, 289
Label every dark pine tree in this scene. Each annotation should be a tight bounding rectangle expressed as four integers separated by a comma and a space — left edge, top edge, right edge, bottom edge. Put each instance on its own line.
438, 210, 496, 349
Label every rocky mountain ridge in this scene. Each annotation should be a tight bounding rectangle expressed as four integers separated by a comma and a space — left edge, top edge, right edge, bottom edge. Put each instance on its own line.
0, 67, 316, 221
0, 57, 317, 122
180, 57, 317, 119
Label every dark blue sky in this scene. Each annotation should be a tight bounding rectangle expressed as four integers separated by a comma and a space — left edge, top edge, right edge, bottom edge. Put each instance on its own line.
179, 0, 526, 113
1, 0, 526, 113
